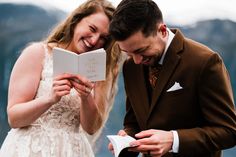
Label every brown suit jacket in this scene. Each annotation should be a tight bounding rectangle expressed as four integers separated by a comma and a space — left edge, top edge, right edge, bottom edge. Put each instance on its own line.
121, 29, 236, 157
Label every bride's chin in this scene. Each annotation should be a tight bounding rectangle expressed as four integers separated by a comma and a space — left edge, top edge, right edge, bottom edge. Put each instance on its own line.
75, 44, 86, 53
82, 43, 92, 52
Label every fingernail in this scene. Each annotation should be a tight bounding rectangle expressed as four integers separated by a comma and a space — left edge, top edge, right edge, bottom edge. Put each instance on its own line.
129, 143, 138, 147
135, 133, 140, 137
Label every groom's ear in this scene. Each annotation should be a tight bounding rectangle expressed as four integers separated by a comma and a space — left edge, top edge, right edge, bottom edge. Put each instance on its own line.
157, 23, 167, 37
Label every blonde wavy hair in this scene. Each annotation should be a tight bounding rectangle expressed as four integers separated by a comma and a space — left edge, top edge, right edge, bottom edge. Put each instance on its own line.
45, 0, 124, 131
47, 0, 114, 47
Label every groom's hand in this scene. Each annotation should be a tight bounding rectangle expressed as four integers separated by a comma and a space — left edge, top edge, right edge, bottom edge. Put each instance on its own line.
108, 130, 128, 154
128, 129, 173, 156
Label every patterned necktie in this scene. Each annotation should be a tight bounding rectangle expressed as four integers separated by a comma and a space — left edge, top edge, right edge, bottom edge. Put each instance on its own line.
148, 65, 161, 88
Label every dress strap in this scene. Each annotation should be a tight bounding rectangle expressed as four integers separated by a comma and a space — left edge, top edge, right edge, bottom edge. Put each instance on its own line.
40, 42, 53, 79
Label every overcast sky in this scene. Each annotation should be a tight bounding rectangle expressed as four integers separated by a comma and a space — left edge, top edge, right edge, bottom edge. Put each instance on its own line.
0, 0, 236, 25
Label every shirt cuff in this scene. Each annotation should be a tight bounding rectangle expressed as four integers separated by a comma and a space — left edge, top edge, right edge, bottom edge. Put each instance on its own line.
170, 130, 179, 153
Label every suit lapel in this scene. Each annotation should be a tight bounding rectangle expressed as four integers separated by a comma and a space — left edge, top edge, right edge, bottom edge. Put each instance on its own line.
148, 29, 184, 117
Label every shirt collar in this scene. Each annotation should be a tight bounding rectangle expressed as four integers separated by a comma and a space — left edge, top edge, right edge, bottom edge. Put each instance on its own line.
158, 28, 175, 65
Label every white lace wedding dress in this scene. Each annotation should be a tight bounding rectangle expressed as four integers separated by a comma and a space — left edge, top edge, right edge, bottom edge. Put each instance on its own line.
0, 44, 113, 157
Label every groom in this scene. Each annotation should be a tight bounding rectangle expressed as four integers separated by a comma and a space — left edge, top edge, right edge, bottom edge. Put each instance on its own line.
108, 0, 236, 157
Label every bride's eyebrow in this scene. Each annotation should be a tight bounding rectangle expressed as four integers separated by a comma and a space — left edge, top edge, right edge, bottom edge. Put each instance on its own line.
88, 22, 97, 30
86, 19, 110, 39
86, 19, 97, 28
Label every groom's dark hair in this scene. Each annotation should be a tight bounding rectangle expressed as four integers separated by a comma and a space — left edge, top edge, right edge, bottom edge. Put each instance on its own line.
109, 0, 163, 41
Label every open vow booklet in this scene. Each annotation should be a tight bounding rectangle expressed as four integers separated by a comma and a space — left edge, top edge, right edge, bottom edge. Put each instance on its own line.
53, 47, 106, 81
107, 135, 136, 157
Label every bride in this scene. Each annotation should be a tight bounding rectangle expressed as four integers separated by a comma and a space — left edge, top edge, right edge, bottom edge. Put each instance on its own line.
0, 0, 123, 156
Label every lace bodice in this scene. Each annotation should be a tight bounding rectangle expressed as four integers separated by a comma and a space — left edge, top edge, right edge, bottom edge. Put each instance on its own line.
33, 48, 82, 131
0, 44, 99, 157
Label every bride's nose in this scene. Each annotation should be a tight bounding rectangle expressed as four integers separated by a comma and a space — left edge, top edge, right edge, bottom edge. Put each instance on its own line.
90, 33, 100, 46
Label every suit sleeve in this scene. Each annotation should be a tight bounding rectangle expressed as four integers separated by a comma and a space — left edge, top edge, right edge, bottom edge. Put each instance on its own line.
177, 53, 236, 156
119, 61, 140, 157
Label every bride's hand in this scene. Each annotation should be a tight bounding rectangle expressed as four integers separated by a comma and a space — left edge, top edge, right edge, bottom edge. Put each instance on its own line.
69, 75, 95, 99
49, 73, 73, 104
